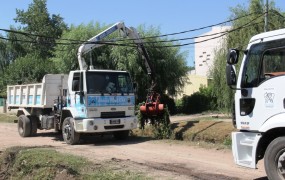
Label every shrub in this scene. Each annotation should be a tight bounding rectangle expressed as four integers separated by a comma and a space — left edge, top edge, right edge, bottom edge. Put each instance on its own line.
160, 94, 176, 115
180, 85, 217, 114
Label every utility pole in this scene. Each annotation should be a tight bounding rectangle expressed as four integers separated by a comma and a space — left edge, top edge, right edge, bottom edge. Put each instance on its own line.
264, 0, 268, 32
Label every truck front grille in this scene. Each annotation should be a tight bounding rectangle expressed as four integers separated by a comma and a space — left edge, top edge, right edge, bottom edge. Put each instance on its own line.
101, 111, 125, 118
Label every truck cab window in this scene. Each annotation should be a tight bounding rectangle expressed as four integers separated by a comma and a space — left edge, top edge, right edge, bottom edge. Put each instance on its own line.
241, 39, 285, 88
261, 48, 285, 81
241, 46, 262, 88
86, 72, 134, 94
72, 73, 80, 91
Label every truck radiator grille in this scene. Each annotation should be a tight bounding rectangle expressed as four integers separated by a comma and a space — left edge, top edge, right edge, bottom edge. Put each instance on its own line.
101, 111, 125, 118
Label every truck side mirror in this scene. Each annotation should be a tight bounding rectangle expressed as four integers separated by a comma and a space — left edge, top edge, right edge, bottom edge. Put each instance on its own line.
226, 64, 237, 86
227, 49, 239, 65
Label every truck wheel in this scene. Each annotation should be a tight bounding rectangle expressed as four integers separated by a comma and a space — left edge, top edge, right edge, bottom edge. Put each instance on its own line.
29, 116, 38, 136
113, 130, 129, 140
264, 136, 285, 180
62, 117, 80, 145
18, 115, 31, 137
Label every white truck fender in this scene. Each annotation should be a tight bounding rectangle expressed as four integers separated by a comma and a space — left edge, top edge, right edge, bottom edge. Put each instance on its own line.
259, 113, 285, 132
62, 107, 81, 119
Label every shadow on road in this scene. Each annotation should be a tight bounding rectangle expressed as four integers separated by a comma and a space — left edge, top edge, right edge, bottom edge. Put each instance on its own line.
79, 135, 153, 146
254, 177, 268, 180
33, 131, 153, 146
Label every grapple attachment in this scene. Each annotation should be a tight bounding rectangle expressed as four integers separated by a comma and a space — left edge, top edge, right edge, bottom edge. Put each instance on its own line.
139, 91, 164, 117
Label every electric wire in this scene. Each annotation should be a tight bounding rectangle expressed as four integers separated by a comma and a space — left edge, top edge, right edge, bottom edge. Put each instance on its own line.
0, 11, 263, 45
270, 9, 285, 19
116, 11, 263, 40
0, 12, 266, 48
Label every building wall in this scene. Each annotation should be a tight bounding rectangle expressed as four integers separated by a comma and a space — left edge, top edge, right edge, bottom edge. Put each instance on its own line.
194, 26, 231, 77
176, 73, 209, 99
176, 26, 230, 99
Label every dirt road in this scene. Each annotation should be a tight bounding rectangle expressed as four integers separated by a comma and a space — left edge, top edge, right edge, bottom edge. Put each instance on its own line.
0, 123, 266, 180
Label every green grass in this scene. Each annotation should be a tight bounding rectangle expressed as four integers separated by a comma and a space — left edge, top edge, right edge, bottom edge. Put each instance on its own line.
0, 146, 151, 180
0, 113, 17, 123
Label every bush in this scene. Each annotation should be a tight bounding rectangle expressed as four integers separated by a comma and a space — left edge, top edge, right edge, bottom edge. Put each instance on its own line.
160, 94, 176, 115
180, 85, 217, 114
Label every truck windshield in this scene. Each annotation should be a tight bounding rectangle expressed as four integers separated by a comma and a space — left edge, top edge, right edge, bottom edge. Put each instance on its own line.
86, 72, 134, 94
241, 38, 285, 88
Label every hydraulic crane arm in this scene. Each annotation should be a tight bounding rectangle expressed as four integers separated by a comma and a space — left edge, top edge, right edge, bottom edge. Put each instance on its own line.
77, 22, 155, 86
124, 27, 156, 87
77, 22, 127, 70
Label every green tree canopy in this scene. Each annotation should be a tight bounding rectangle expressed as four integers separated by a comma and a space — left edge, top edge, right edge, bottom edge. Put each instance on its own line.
14, 0, 67, 58
0, 0, 67, 95
211, 0, 285, 111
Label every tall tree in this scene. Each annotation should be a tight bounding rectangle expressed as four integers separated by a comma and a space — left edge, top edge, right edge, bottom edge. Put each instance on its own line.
0, 0, 67, 95
14, 0, 67, 58
211, 0, 285, 111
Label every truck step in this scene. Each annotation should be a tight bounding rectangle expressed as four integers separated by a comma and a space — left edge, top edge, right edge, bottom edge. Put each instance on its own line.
240, 139, 254, 146
238, 160, 252, 166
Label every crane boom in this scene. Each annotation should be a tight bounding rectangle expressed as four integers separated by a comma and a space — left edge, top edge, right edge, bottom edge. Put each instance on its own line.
77, 22, 126, 70
77, 22, 155, 86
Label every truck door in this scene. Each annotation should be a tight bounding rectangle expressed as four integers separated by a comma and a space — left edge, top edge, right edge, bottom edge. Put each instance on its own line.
236, 41, 285, 131
68, 71, 87, 118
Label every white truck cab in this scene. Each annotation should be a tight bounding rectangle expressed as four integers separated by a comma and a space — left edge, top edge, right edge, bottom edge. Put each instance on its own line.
66, 69, 136, 133
226, 28, 285, 180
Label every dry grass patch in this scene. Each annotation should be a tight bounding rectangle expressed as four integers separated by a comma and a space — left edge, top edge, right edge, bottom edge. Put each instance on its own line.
132, 117, 235, 147
0, 114, 17, 123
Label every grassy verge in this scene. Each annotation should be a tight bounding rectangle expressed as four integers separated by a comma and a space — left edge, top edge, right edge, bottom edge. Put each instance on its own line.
0, 146, 150, 180
132, 116, 235, 148
0, 113, 17, 123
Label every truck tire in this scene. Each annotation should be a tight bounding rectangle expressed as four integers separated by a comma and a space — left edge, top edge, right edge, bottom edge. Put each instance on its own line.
62, 117, 80, 145
29, 116, 38, 136
18, 115, 31, 137
264, 136, 285, 180
113, 130, 129, 140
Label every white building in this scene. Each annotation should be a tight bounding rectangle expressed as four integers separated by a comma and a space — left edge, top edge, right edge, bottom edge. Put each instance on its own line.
175, 26, 231, 99
194, 26, 231, 77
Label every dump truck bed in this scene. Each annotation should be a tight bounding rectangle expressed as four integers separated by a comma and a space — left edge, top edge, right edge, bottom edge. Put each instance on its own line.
7, 74, 68, 108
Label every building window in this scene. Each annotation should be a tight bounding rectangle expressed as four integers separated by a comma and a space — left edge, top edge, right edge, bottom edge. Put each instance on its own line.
199, 55, 203, 58
199, 64, 203, 66
206, 58, 210, 60
207, 54, 211, 57
203, 52, 206, 54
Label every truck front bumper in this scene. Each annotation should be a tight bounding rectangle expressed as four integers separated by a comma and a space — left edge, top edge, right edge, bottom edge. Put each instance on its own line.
73, 116, 137, 133
232, 131, 262, 169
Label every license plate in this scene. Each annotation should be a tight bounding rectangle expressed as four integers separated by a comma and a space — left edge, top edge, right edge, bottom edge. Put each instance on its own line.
110, 119, 120, 124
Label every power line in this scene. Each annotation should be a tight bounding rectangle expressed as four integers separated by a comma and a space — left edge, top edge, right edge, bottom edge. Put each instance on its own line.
0, 11, 262, 45
270, 9, 285, 19
125, 11, 263, 40
129, 12, 265, 45
0, 12, 265, 48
